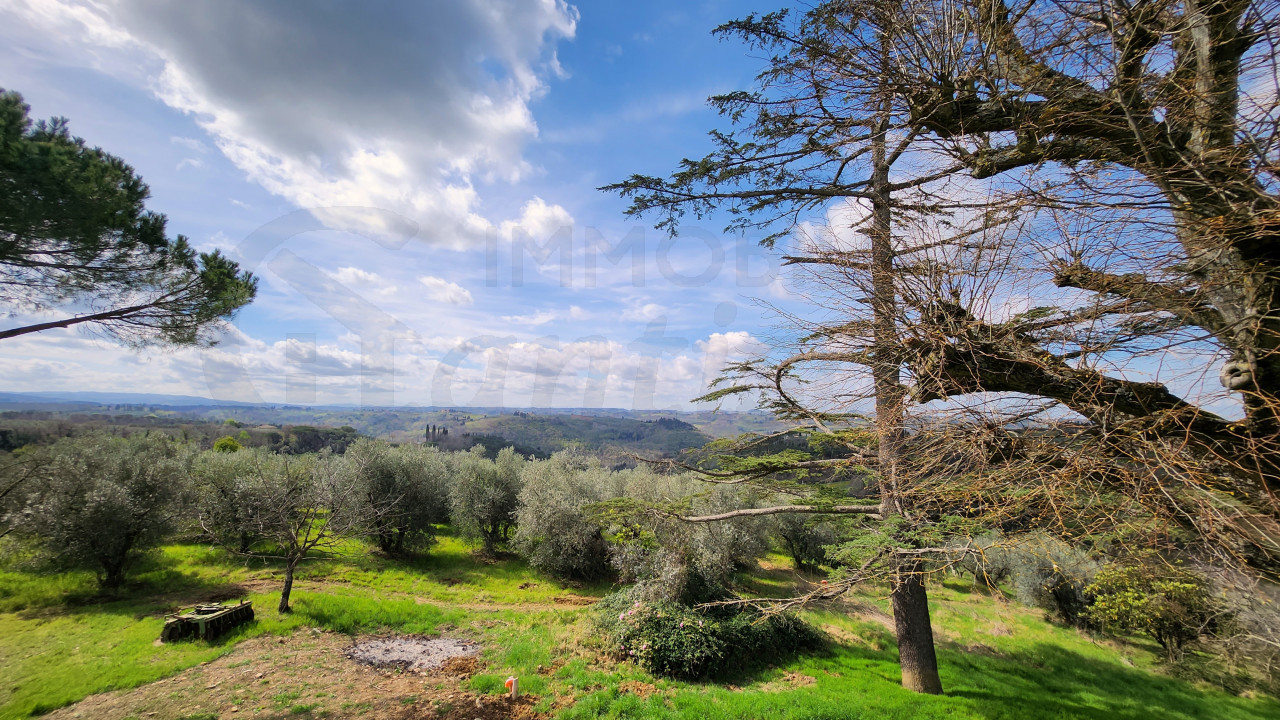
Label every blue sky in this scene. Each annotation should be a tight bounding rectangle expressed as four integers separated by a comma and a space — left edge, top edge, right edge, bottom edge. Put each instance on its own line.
0, 0, 811, 410
0, 0, 1241, 421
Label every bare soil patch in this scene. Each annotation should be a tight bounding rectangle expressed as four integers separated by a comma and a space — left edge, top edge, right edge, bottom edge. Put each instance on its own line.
345, 636, 481, 672
761, 671, 818, 692
618, 680, 658, 698
41, 630, 544, 720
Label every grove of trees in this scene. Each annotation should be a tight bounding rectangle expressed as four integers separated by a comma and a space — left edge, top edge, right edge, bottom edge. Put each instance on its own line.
0, 426, 1272, 687
5, 0, 1280, 699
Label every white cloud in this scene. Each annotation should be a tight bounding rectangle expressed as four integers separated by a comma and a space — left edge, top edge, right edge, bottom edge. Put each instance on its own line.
175, 156, 204, 171
622, 302, 664, 322
194, 231, 234, 254
0, 322, 777, 410
418, 276, 474, 306
170, 135, 209, 153
332, 266, 397, 297
333, 267, 382, 285
7, 0, 578, 246
502, 310, 558, 326
499, 196, 575, 240
695, 331, 766, 358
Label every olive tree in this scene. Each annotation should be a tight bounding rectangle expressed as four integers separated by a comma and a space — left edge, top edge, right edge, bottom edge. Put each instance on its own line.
0, 449, 43, 540
604, 468, 772, 604
347, 439, 450, 554
14, 433, 192, 590
193, 450, 367, 612
514, 449, 626, 580
449, 446, 524, 554
193, 447, 273, 553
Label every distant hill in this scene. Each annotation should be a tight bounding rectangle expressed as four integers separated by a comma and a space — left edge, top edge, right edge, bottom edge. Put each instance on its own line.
451, 413, 711, 459
0, 391, 786, 459
0, 391, 255, 406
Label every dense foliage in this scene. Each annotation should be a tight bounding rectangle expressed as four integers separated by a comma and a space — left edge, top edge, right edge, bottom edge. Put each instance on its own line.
773, 513, 839, 571
514, 449, 624, 580
604, 473, 770, 603
0, 89, 257, 347
8, 433, 192, 589
449, 446, 525, 554
347, 439, 450, 553
1086, 560, 1231, 662
596, 589, 823, 680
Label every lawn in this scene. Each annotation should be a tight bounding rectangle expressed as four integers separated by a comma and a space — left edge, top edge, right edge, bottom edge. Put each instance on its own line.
1, 532, 1276, 720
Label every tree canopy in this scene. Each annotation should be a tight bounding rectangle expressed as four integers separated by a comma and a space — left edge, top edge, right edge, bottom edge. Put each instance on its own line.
607, 0, 1280, 695
0, 89, 256, 347
609, 0, 1280, 576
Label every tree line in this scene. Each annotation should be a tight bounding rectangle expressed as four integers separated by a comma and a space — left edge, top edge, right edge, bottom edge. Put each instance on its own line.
1, 431, 1272, 685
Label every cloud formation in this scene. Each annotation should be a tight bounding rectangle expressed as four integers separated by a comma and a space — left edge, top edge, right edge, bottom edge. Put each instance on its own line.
6, 0, 579, 245
419, 276, 474, 306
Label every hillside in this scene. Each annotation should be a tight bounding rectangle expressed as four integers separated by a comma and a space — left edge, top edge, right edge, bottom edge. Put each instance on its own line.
451, 413, 711, 459
0, 393, 747, 458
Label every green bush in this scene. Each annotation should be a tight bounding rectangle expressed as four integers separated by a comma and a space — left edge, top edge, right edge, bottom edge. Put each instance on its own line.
450, 445, 525, 554
212, 436, 242, 452
595, 589, 823, 680
1085, 560, 1230, 662
192, 447, 273, 553
347, 439, 450, 553
957, 533, 1099, 627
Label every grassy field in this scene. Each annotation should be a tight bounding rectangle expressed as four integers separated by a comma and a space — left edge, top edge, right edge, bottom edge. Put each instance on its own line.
1, 530, 1276, 719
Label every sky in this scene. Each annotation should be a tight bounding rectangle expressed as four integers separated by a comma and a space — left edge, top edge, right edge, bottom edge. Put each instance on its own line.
0, 0, 811, 410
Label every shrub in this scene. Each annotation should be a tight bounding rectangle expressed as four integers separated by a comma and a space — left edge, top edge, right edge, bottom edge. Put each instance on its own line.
514, 450, 624, 580
213, 435, 242, 452
596, 589, 823, 680
450, 445, 524, 554
13, 433, 192, 590
192, 446, 274, 553
1006, 539, 1099, 627
956, 533, 1099, 627
1085, 560, 1231, 662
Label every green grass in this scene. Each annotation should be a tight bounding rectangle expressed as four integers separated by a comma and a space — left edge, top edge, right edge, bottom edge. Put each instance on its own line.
2, 535, 1277, 720
295, 528, 610, 605
549, 585, 1277, 720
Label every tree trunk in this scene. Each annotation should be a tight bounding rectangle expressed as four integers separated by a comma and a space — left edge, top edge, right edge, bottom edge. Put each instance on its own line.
100, 559, 127, 592
279, 561, 296, 613
868, 33, 943, 694
98, 534, 134, 592
892, 562, 944, 694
